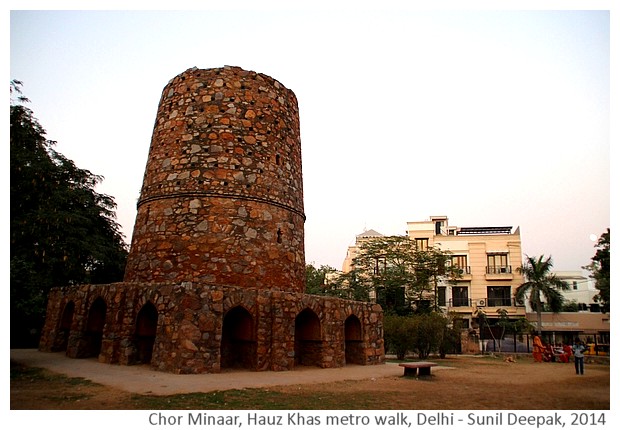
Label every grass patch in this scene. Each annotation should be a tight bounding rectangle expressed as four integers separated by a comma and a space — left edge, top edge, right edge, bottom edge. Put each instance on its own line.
127, 388, 379, 410
11, 361, 97, 387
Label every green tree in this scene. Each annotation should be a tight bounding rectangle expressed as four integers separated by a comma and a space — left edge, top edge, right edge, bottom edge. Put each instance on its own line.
516, 255, 569, 335
383, 314, 415, 360
10, 81, 128, 347
411, 312, 448, 359
410, 246, 458, 312
327, 268, 375, 301
348, 236, 458, 315
439, 313, 464, 358
383, 313, 450, 360
584, 229, 610, 313
305, 263, 337, 295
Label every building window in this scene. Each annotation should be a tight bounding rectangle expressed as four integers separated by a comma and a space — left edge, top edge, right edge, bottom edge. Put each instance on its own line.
451, 287, 469, 307
415, 238, 429, 251
487, 253, 510, 274
573, 281, 578, 290
451, 255, 470, 274
487, 286, 512, 307
438, 287, 446, 307
373, 257, 386, 275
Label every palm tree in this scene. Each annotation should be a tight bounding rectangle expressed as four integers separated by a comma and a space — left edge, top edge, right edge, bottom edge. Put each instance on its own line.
516, 255, 569, 335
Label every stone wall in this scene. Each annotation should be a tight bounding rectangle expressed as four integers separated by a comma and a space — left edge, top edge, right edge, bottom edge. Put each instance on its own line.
38, 66, 385, 374
124, 66, 305, 292
39, 282, 384, 374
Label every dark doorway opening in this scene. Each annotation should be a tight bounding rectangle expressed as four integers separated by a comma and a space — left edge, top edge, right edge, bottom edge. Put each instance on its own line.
135, 302, 158, 364
83, 297, 106, 358
221, 306, 256, 370
56, 301, 75, 352
344, 314, 365, 365
295, 308, 322, 367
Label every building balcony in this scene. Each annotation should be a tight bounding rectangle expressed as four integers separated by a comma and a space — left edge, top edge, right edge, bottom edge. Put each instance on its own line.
448, 298, 473, 308
449, 266, 472, 280
485, 265, 514, 280
445, 297, 526, 310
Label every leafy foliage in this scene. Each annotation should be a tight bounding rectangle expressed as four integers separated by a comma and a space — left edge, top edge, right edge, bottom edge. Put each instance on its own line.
384, 313, 454, 359
344, 236, 459, 315
305, 263, 338, 295
584, 229, 610, 313
516, 255, 569, 335
476, 308, 533, 352
383, 315, 414, 360
10, 81, 128, 346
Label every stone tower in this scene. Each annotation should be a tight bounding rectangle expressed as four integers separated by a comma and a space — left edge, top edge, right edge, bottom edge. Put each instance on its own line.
124, 66, 306, 292
39, 66, 384, 374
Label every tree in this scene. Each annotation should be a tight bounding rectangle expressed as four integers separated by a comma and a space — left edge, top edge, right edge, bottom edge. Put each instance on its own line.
327, 268, 376, 301
410, 245, 459, 312
383, 314, 415, 360
411, 312, 448, 359
584, 229, 610, 313
10, 81, 129, 347
347, 236, 458, 315
515, 255, 569, 335
305, 263, 338, 295
383, 313, 450, 360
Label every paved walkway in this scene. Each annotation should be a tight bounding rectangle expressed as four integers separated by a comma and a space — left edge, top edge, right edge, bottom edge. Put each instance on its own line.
11, 349, 404, 396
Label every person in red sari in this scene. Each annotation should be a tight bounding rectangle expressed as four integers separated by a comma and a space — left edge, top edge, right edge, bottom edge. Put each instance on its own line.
533, 335, 545, 362
559, 343, 572, 363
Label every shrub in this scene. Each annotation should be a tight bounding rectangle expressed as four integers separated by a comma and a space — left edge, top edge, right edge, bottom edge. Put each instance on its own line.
384, 313, 450, 359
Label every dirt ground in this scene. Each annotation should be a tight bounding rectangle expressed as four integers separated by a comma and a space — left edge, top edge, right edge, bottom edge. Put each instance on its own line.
10, 350, 610, 410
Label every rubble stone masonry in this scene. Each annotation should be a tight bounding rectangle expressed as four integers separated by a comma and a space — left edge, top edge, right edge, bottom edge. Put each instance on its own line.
124, 66, 305, 292
39, 282, 384, 373
39, 66, 384, 373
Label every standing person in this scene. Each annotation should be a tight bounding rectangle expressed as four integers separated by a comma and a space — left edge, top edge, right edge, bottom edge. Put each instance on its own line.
533, 335, 544, 362
573, 340, 586, 375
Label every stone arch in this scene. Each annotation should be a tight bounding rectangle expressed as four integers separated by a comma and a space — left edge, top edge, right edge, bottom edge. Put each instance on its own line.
55, 301, 75, 352
134, 301, 158, 364
83, 297, 107, 358
294, 307, 322, 367
344, 314, 365, 365
220, 305, 256, 370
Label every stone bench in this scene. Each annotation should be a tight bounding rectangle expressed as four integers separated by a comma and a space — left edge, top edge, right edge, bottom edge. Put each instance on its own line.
399, 361, 438, 377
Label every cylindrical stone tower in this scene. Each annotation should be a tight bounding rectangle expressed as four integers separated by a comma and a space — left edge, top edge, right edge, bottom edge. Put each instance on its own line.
124, 66, 305, 292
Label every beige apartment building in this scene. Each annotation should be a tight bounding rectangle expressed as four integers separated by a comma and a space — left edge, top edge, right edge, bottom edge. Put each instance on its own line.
406, 215, 527, 328
341, 229, 385, 274
342, 216, 527, 329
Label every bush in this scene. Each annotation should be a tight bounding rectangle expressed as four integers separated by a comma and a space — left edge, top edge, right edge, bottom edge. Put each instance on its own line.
384, 313, 450, 359
383, 315, 415, 360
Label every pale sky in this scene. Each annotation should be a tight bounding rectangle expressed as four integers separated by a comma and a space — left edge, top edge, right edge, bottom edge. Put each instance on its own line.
8, 2, 613, 274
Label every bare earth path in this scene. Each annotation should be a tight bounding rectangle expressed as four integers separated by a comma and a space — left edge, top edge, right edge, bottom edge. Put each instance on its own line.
10, 349, 405, 395
10, 349, 610, 410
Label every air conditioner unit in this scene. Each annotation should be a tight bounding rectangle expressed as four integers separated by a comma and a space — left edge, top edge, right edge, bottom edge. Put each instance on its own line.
478, 299, 486, 307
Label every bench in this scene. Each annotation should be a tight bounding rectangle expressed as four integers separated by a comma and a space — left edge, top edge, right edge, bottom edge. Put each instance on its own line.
399, 361, 438, 377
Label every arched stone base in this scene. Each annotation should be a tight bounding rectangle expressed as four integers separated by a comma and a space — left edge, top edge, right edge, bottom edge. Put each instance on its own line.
39, 282, 384, 374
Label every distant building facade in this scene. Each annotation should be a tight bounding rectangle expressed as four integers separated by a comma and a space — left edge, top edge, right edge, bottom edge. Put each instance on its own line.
553, 271, 600, 312
405, 216, 527, 328
529, 311, 610, 354
523, 271, 608, 354
342, 229, 385, 274
341, 216, 527, 329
